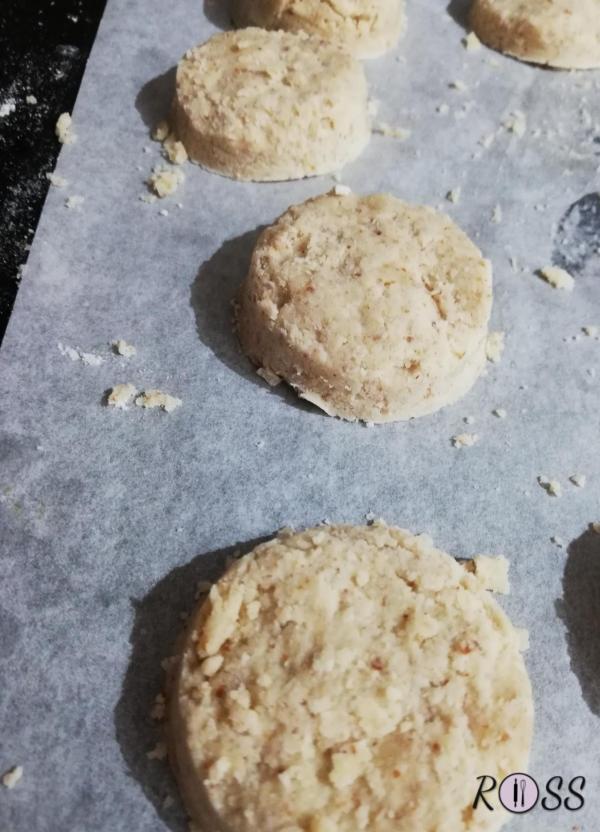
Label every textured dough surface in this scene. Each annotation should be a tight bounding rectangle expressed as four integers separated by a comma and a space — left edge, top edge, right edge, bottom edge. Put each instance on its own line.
231, 0, 405, 59
470, 0, 600, 69
236, 192, 492, 422
172, 28, 370, 181
170, 523, 533, 832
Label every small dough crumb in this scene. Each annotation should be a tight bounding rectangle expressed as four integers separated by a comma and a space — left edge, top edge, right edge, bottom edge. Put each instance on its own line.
26, 94, 37, 105
551, 536, 565, 548
591, 522, 600, 535
452, 432, 479, 448
504, 110, 526, 137
257, 367, 282, 386
463, 31, 482, 51
437, 103, 450, 115
570, 474, 586, 488
2, 766, 23, 789
538, 476, 562, 497
449, 80, 468, 92
65, 195, 84, 209
493, 408, 507, 418
332, 184, 352, 196
446, 187, 461, 204
582, 325, 598, 337
135, 390, 182, 413
147, 742, 168, 761
163, 135, 189, 165
463, 415, 475, 425
152, 120, 170, 142
107, 383, 137, 409
112, 339, 137, 358
491, 204, 502, 223
373, 122, 411, 140
55, 112, 76, 144
539, 266, 574, 291
147, 166, 184, 198
46, 172, 68, 188
485, 331, 505, 363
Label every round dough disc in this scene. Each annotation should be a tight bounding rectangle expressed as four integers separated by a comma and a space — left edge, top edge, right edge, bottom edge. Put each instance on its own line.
470, 0, 600, 69
231, 0, 406, 59
169, 523, 533, 832
172, 29, 370, 182
235, 192, 492, 423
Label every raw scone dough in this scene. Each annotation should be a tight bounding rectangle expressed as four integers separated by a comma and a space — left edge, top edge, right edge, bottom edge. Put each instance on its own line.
470, 0, 600, 69
172, 29, 370, 181
169, 523, 533, 832
231, 0, 406, 59
235, 192, 492, 423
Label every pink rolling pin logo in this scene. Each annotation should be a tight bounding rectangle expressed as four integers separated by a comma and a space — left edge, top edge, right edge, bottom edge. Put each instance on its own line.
498, 773, 539, 813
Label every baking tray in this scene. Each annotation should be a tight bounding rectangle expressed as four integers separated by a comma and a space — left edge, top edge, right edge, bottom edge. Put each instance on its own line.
1, 0, 599, 828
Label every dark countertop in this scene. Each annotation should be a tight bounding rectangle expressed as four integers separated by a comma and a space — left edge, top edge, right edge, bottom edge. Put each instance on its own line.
0, 0, 107, 343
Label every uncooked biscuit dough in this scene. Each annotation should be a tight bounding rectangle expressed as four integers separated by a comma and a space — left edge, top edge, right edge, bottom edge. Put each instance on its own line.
231, 0, 406, 59
236, 192, 492, 423
169, 523, 533, 832
172, 29, 370, 181
470, 0, 600, 69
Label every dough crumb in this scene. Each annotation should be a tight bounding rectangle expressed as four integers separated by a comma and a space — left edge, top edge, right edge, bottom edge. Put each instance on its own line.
582, 325, 599, 337
159, 209, 169, 217
135, 389, 182, 413
493, 408, 507, 418
452, 432, 479, 448
373, 122, 411, 140
55, 112, 76, 144
471, 554, 510, 594
504, 110, 526, 137
46, 172, 68, 188
551, 535, 565, 548
163, 135, 188, 165
0, 98, 16, 117
539, 265, 574, 291
591, 522, 600, 535
449, 80, 468, 92
26, 94, 38, 105
485, 331, 505, 363
107, 383, 137, 409
152, 120, 170, 142
112, 339, 137, 358
480, 132, 496, 149
65, 195, 84, 209
147, 166, 184, 198
147, 742, 168, 761
2, 766, 23, 789
150, 693, 166, 721
538, 476, 562, 497
437, 103, 450, 115
446, 186, 461, 203
140, 193, 158, 204
463, 415, 475, 425
491, 204, 502, 223
463, 31, 482, 51
332, 184, 352, 196
257, 367, 282, 386
58, 342, 103, 366
570, 474, 586, 488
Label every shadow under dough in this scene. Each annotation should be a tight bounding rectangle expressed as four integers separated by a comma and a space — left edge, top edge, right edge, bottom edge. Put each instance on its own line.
189, 229, 316, 413
114, 537, 269, 831
135, 66, 176, 131
203, 0, 234, 30
556, 529, 600, 717
446, 0, 471, 31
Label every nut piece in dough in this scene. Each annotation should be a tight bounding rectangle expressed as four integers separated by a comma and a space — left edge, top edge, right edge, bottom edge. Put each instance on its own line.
169, 523, 533, 832
231, 0, 406, 59
236, 192, 493, 422
172, 29, 370, 181
470, 0, 600, 70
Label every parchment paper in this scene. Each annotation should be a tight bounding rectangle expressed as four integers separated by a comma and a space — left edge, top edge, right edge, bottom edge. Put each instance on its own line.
1, 0, 600, 828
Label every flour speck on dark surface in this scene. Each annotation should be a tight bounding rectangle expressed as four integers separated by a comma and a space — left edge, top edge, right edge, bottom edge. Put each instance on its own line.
0, 0, 107, 343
